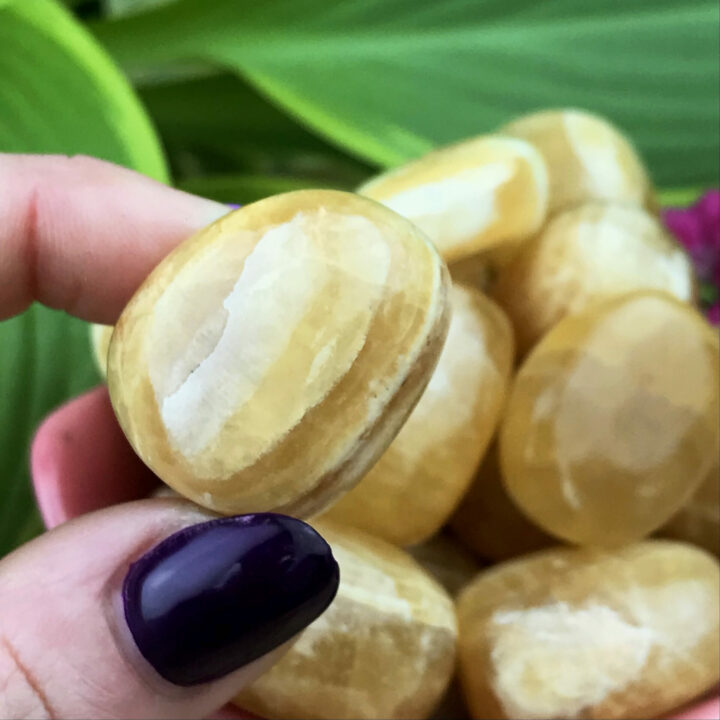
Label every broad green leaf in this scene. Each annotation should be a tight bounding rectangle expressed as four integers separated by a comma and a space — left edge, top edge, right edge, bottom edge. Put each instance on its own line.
0, 0, 168, 555
103, 0, 204, 83
177, 173, 324, 204
140, 74, 373, 186
0, 0, 166, 178
104, 0, 177, 18
92, 0, 719, 187
0, 309, 102, 553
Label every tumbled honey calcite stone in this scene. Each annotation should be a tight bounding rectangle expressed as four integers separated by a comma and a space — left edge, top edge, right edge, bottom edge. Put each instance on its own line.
659, 333, 720, 556
661, 463, 720, 557
492, 203, 696, 356
500, 291, 719, 547
408, 534, 478, 720
457, 541, 720, 720
359, 135, 548, 266
108, 190, 450, 517
451, 442, 554, 562
501, 109, 654, 215
322, 284, 514, 546
89, 322, 113, 379
235, 520, 457, 720
404, 534, 480, 720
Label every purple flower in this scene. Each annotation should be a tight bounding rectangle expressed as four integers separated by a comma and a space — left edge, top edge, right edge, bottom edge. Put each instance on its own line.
663, 190, 719, 324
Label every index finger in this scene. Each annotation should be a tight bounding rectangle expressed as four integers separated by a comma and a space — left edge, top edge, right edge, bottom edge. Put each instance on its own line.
0, 153, 229, 323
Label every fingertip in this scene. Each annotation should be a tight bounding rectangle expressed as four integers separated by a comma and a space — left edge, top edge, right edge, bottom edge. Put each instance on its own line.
667, 695, 720, 720
31, 386, 158, 528
208, 704, 258, 719
0, 154, 232, 322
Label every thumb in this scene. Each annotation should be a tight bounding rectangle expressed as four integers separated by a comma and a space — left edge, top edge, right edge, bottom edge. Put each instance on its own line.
0, 499, 339, 719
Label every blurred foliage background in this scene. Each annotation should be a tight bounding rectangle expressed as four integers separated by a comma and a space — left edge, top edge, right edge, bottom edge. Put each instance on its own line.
0, 0, 718, 556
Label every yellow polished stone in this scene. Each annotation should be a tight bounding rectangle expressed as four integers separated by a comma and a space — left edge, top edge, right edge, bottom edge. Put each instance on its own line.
322, 284, 514, 546
457, 541, 720, 720
235, 519, 457, 720
659, 333, 720, 556
492, 203, 696, 357
661, 463, 720, 556
359, 135, 548, 267
89, 322, 113, 379
501, 109, 655, 215
500, 291, 719, 547
451, 441, 554, 562
108, 190, 450, 517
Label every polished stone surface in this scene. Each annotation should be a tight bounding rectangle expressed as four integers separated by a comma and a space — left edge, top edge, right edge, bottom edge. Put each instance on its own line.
108, 190, 450, 517
451, 441, 554, 562
493, 203, 695, 356
457, 541, 720, 719
500, 291, 719, 546
661, 461, 720, 556
502, 108, 654, 215
359, 135, 548, 267
322, 284, 514, 546
89, 322, 113, 378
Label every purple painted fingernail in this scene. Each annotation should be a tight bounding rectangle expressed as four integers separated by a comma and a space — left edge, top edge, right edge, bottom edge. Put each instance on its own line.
122, 514, 339, 686
227, 203, 241, 210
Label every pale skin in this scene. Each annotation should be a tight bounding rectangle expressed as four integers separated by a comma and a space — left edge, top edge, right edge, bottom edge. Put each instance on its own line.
0, 154, 716, 720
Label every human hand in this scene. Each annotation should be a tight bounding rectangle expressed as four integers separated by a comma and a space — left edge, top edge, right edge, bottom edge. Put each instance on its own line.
0, 154, 339, 720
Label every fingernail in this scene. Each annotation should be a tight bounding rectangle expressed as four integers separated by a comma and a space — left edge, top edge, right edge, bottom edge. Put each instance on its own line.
122, 514, 339, 686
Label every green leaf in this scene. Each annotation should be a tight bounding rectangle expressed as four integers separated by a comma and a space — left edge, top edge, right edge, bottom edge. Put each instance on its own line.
104, 0, 176, 16
176, 173, 324, 204
92, 0, 719, 188
0, 0, 168, 555
0, 309, 102, 553
140, 74, 374, 186
0, 0, 166, 178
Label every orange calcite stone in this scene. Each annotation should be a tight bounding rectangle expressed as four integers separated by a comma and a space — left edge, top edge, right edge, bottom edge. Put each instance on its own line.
451, 442, 554, 562
322, 285, 514, 546
235, 520, 457, 720
500, 291, 719, 547
457, 541, 720, 720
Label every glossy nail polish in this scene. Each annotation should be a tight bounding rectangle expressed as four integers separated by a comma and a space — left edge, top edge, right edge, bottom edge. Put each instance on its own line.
122, 514, 339, 686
